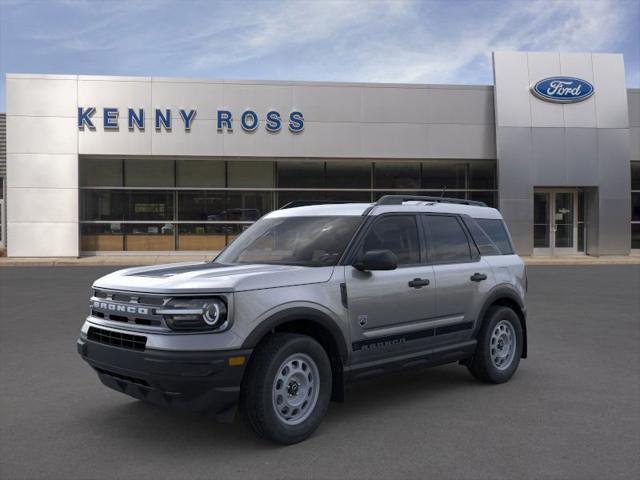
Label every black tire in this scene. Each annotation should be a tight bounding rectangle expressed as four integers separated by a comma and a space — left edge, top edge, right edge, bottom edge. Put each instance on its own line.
468, 306, 523, 384
240, 333, 332, 444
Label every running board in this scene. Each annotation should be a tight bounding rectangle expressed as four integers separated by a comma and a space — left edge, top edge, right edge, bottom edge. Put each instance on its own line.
344, 340, 477, 383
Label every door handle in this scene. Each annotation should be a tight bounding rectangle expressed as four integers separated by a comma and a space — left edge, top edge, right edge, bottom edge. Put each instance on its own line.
408, 278, 430, 288
470, 273, 487, 282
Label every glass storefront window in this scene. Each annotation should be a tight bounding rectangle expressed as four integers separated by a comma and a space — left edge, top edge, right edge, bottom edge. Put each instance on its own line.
326, 161, 371, 189
375, 162, 420, 189
632, 224, 640, 249
632, 192, 640, 222
177, 160, 225, 188
123, 223, 174, 251
277, 190, 326, 207
177, 224, 234, 251
468, 191, 496, 208
226, 191, 272, 220
81, 190, 126, 221
421, 162, 465, 190
80, 158, 498, 251
125, 159, 175, 187
80, 223, 124, 251
128, 191, 174, 221
178, 191, 225, 221
468, 162, 496, 190
81, 158, 123, 186
228, 161, 274, 188
277, 161, 325, 188
631, 162, 640, 191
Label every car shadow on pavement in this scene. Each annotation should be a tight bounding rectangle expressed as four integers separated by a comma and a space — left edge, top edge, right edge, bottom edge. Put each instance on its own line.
77, 363, 481, 449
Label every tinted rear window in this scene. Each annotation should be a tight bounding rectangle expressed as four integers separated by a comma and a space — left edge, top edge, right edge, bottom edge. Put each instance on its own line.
463, 218, 501, 256
423, 215, 472, 263
476, 219, 514, 255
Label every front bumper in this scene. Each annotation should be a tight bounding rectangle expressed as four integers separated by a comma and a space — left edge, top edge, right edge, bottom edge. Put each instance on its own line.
77, 335, 252, 422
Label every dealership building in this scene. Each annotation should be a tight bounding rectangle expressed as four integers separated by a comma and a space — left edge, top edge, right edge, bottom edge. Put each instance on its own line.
1, 51, 639, 257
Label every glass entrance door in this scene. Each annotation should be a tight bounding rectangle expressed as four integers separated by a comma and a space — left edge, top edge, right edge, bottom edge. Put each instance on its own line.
533, 189, 579, 255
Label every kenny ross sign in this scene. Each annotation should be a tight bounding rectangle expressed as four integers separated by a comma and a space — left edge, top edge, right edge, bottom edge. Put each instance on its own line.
78, 107, 305, 133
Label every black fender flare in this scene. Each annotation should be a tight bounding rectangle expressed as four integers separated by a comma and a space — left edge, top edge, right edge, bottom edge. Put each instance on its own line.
241, 306, 349, 363
475, 284, 528, 358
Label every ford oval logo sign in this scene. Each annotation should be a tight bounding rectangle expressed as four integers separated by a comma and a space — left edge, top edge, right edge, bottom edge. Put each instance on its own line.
531, 77, 594, 103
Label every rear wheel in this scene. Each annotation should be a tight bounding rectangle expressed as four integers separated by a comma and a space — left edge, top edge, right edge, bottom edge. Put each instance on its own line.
240, 333, 332, 444
468, 306, 522, 384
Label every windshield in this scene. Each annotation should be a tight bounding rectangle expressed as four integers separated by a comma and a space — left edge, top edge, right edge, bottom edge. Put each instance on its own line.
215, 216, 362, 267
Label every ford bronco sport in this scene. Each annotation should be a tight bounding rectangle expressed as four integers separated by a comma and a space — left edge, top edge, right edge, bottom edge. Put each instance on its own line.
78, 195, 527, 444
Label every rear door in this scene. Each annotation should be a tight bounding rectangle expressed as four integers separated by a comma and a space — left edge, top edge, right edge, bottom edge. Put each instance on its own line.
421, 214, 494, 343
345, 214, 437, 362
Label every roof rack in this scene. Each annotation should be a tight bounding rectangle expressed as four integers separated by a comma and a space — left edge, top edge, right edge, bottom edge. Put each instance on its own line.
375, 195, 487, 207
279, 200, 355, 209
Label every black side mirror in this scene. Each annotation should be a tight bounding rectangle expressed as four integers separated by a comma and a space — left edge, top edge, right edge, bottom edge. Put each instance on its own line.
353, 249, 398, 271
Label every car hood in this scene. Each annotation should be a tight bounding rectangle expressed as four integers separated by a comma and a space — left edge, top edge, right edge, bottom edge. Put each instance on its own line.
93, 262, 335, 294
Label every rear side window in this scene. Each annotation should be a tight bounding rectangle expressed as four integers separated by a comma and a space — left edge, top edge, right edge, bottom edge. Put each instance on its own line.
423, 215, 472, 263
361, 215, 420, 265
476, 219, 514, 255
463, 218, 501, 256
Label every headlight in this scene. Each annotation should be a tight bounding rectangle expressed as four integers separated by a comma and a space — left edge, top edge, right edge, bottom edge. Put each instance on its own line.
157, 297, 228, 331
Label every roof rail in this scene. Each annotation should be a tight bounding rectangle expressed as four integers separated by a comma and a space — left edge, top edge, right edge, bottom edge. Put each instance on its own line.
375, 195, 487, 207
279, 200, 354, 209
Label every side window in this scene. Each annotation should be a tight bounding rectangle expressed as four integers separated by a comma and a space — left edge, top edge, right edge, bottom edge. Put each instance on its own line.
476, 219, 514, 255
361, 215, 420, 265
462, 217, 501, 256
423, 215, 472, 263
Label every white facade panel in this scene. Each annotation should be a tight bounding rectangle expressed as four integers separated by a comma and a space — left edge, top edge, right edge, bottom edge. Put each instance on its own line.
560, 52, 597, 128
223, 125, 294, 157
7, 222, 79, 257
592, 54, 629, 129
223, 83, 294, 121
7, 115, 77, 154
628, 91, 640, 127
426, 88, 494, 125
150, 119, 223, 156
630, 127, 640, 161
7, 154, 78, 189
428, 124, 495, 158
361, 123, 428, 158
151, 80, 223, 120
527, 52, 565, 128
79, 118, 152, 155
493, 51, 532, 127
361, 87, 429, 124
292, 85, 362, 123
6, 76, 77, 117
7, 187, 78, 223
293, 122, 361, 158
78, 78, 152, 116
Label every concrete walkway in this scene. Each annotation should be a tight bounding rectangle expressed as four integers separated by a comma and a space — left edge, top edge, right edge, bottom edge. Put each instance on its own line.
1, 254, 639, 266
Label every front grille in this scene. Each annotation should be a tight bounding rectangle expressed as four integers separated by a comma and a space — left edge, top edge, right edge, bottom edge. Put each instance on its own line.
87, 326, 147, 351
90, 289, 167, 328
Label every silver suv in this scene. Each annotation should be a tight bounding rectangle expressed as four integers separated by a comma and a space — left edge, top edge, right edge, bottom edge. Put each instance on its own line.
77, 195, 527, 444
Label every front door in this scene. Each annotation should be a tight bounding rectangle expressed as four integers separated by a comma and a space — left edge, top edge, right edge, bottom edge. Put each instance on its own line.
533, 190, 579, 255
345, 214, 437, 363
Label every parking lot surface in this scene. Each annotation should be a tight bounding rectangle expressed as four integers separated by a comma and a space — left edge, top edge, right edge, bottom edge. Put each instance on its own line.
1, 265, 639, 480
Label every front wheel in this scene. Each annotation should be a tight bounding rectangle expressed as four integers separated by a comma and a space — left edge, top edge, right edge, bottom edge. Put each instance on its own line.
468, 306, 523, 384
240, 333, 332, 444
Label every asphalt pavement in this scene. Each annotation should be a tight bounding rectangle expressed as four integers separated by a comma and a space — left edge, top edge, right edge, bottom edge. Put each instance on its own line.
1, 265, 639, 480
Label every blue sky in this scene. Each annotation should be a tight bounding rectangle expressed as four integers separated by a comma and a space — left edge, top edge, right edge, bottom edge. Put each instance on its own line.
0, 0, 638, 111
